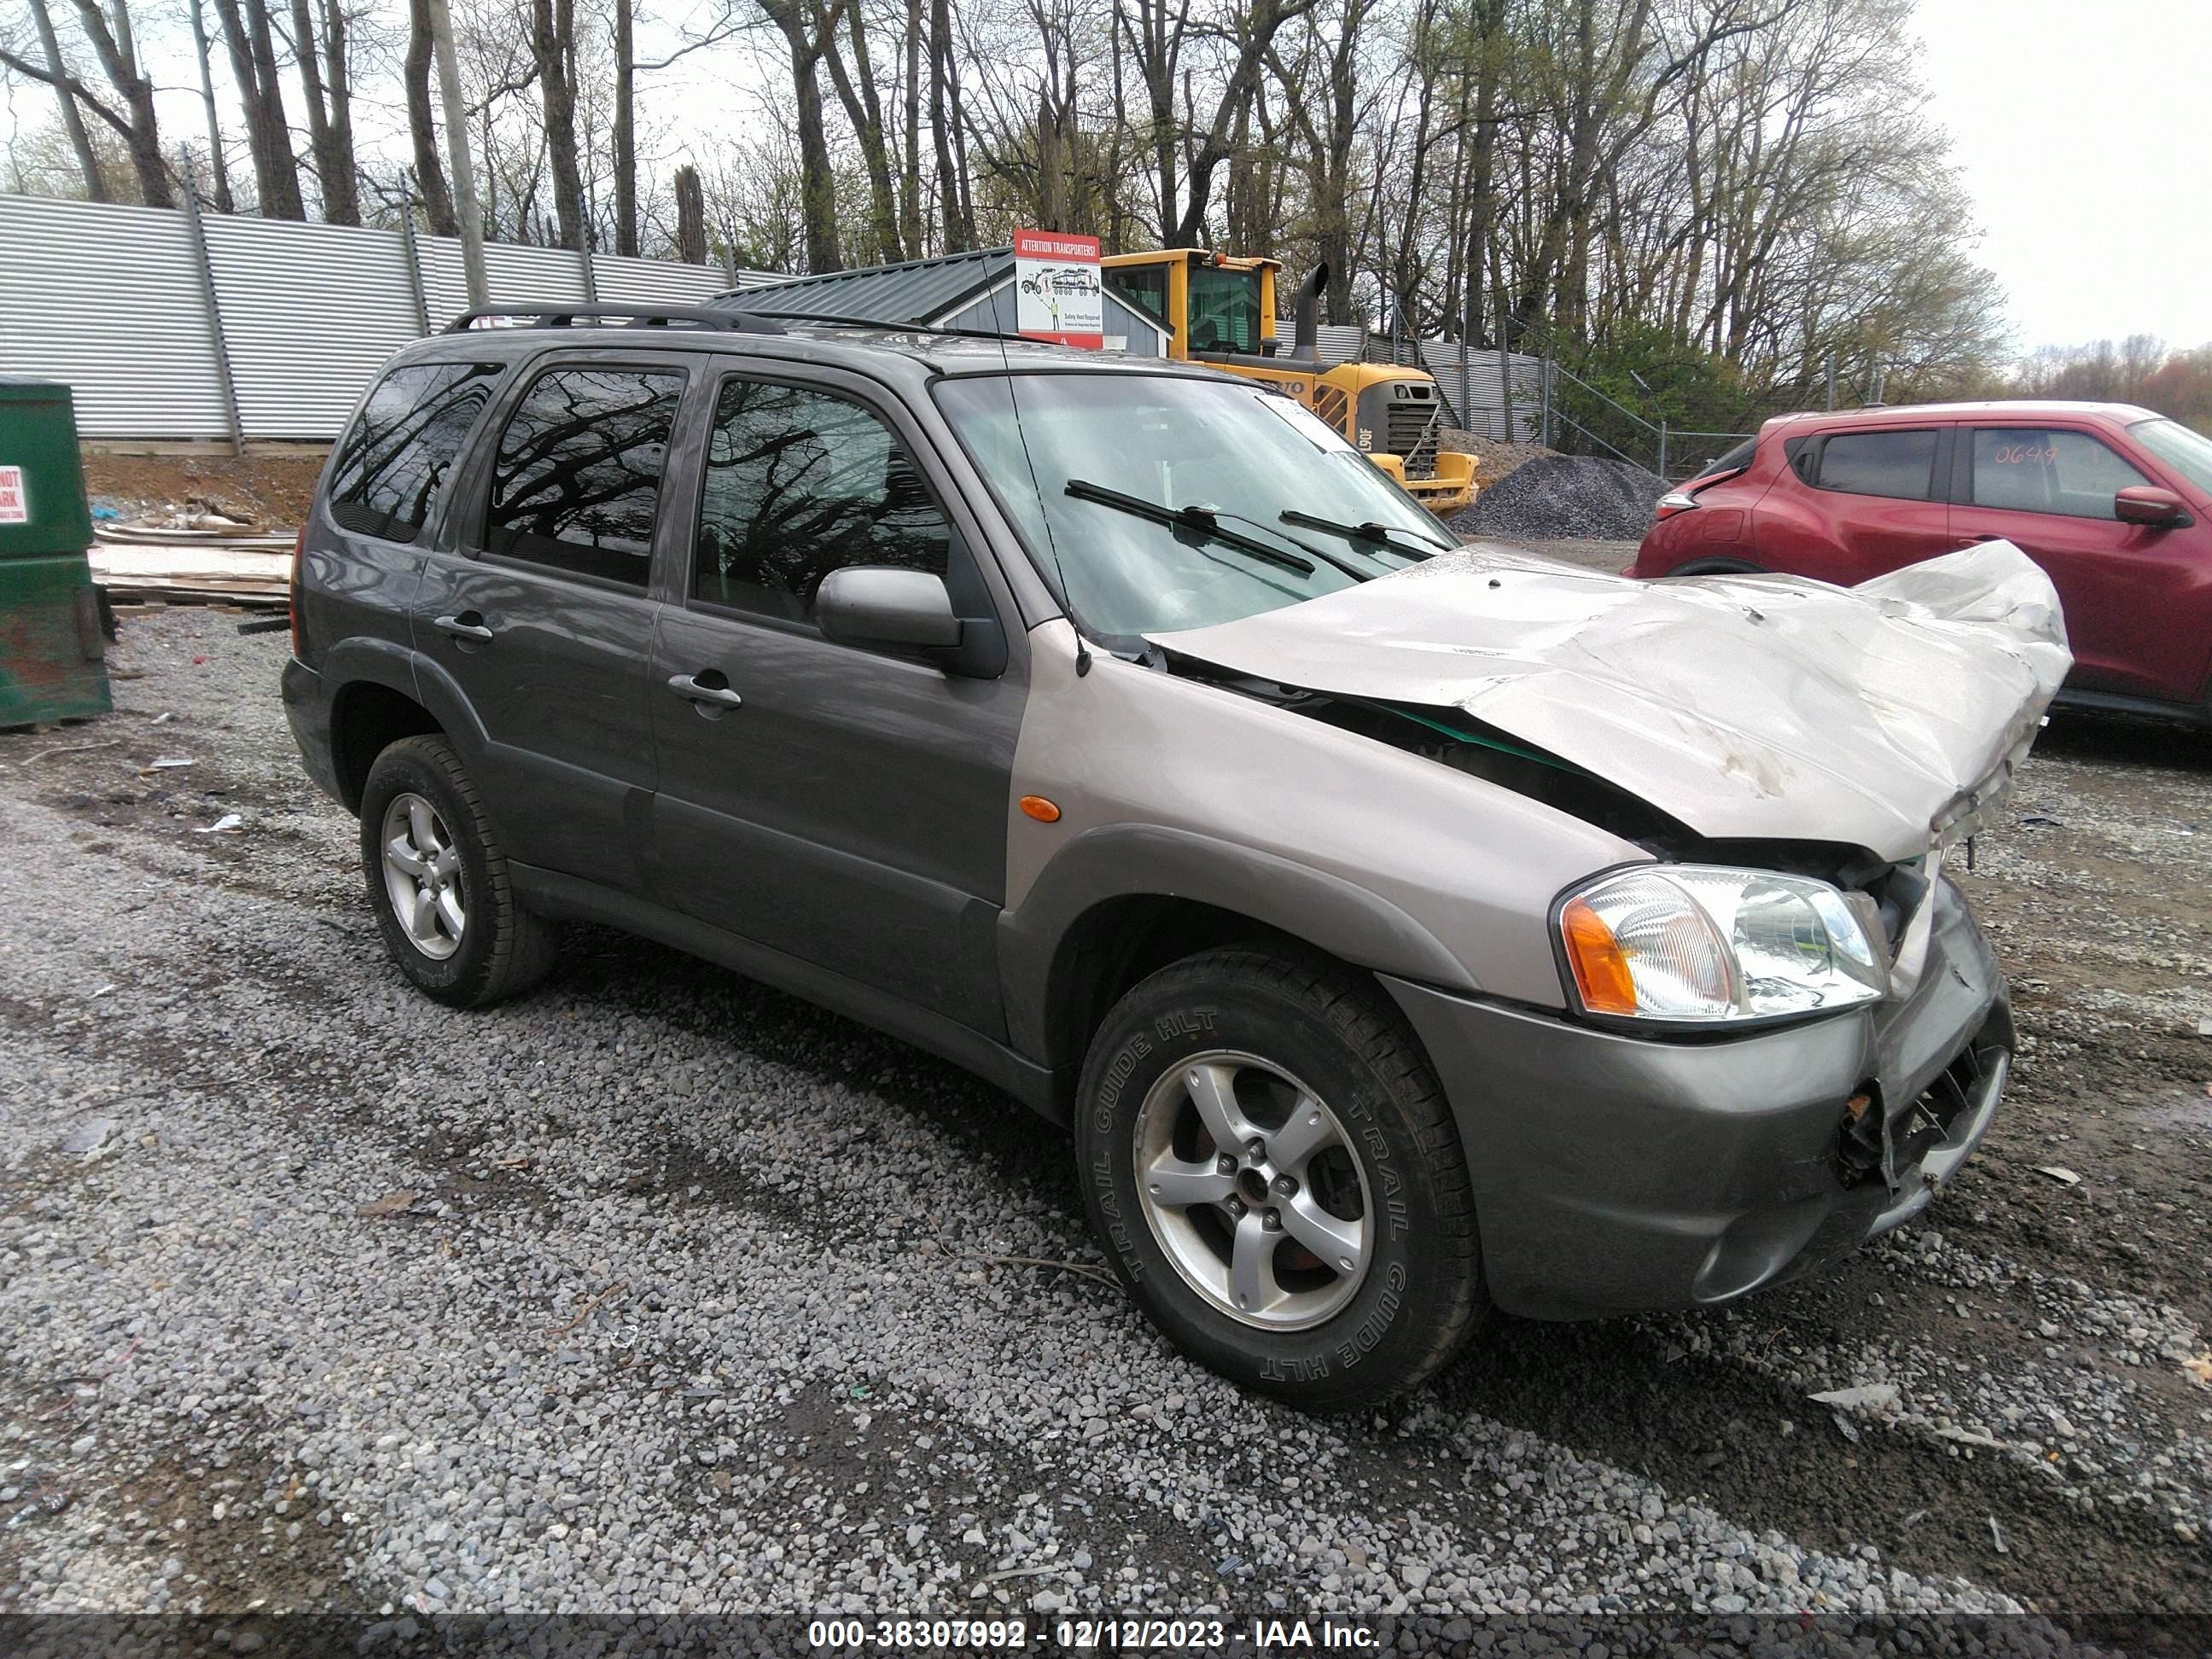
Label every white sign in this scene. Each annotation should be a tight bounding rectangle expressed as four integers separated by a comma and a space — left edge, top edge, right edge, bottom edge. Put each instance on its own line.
1013, 230, 1103, 348
0, 465, 26, 525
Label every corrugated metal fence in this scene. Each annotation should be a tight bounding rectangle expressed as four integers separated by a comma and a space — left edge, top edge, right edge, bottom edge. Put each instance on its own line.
0, 193, 758, 442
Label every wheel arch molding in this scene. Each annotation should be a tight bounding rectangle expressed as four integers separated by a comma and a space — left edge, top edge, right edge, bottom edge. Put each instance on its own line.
998, 824, 1478, 1076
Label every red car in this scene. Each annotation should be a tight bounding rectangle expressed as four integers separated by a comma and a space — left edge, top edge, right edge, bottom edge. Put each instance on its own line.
1631, 401, 2212, 722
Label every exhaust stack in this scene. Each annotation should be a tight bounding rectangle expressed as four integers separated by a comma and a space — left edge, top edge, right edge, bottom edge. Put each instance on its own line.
1289, 262, 1327, 366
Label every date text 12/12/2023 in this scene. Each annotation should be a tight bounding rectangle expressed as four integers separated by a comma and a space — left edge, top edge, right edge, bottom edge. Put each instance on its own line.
806, 1616, 1382, 1650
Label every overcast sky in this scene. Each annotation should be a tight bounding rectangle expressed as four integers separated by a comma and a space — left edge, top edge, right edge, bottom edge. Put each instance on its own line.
1915, 0, 2212, 353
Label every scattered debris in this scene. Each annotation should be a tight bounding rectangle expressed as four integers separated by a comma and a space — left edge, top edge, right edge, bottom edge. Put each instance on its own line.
1932, 1425, 2008, 1452
192, 813, 244, 835
546, 1282, 630, 1337
90, 544, 291, 607
2197, 1016, 2212, 1039
139, 757, 192, 775
89, 984, 115, 998
2033, 1165, 2082, 1186
1989, 1516, 2008, 1555
1831, 1412, 1861, 1445
2182, 1353, 2212, 1388
355, 1189, 420, 1220
60, 1119, 118, 1155
150, 711, 172, 725
2018, 812, 2064, 828
1809, 1382, 1901, 1412
19, 739, 121, 766
958, 1253, 1124, 1292
1901, 1510, 1926, 1532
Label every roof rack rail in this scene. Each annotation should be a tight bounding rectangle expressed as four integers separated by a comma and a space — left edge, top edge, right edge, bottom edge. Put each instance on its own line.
441, 306, 784, 335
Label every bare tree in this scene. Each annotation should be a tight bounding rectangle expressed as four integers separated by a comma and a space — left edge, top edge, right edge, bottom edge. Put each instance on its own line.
405, 0, 457, 233
211, 0, 306, 217
287, 0, 362, 221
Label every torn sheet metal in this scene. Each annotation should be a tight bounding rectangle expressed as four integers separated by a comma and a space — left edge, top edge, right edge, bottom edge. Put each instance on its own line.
1148, 541, 2071, 861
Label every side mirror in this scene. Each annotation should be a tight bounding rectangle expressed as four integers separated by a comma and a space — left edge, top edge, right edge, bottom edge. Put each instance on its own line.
2115, 485, 2191, 528
815, 566, 963, 650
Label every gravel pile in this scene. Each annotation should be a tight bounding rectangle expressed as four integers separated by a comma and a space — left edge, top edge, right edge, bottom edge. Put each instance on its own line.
2, 608, 2207, 1628
1450, 453, 1669, 542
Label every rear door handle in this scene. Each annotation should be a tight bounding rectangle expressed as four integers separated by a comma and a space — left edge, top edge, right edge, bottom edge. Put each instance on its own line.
434, 612, 494, 642
667, 671, 743, 710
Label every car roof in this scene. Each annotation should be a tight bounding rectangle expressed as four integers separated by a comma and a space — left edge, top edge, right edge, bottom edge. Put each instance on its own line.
1767, 399, 2163, 434
387, 314, 1204, 387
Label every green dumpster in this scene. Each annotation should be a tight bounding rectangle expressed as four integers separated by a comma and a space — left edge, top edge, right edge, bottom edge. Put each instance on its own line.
0, 378, 111, 728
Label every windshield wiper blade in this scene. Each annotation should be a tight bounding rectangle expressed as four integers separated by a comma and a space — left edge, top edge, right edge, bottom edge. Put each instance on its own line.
1278, 508, 1452, 558
1064, 478, 1313, 576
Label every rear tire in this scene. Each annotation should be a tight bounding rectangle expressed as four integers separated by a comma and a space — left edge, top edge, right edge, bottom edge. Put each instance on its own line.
1668, 556, 1763, 577
1075, 946, 1487, 1410
359, 735, 559, 1008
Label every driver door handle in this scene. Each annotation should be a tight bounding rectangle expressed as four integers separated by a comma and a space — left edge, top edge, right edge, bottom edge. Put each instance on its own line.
667, 672, 743, 709
434, 612, 494, 642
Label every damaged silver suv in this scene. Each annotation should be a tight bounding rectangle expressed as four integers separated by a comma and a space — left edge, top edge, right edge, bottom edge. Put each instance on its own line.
283, 306, 2069, 1408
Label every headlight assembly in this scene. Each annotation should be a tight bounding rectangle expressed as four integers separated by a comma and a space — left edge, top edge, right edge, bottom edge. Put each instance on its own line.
1558, 864, 1888, 1024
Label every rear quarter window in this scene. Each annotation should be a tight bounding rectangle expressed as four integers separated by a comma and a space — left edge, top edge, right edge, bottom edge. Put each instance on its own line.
327, 362, 505, 543
1812, 428, 1941, 500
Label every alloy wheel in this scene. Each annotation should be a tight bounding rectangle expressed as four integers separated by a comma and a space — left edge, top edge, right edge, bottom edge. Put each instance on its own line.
380, 792, 465, 961
1132, 1050, 1373, 1330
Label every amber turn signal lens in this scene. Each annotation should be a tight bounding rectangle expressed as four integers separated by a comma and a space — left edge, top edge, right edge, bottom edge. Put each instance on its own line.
1560, 896, 1639, 1016
1019, 795, 1062, 823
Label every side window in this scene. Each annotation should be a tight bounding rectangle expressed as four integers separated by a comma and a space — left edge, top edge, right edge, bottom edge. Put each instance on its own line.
486, 366, 686, 585
327, 362, 503, 542
1970, 428, 2149, 519
1813, 428, 1940, 500
692, 377, 952, 625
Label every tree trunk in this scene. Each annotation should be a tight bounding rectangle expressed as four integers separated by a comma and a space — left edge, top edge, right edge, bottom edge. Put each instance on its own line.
405, 0, 456, 235
212, 0, 305, 218
27, 0, 106, 201
928, 0, 963, 249
323, 0, 358, 221
613, 0, 637, 255
899, 0, 923, 255
531, 0, 586, 248
819, 1, 906, 263
288, 0, 358, 222
674, 163, 707, 263
187, 0, 233, 212
63, 0, 171, 207
760, 0, 843, 271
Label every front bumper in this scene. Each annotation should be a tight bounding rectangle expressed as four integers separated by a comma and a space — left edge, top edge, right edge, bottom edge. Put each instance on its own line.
1382, 877, 2011, 1320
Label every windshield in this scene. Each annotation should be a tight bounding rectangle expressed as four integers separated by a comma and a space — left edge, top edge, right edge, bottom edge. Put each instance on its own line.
935, 372, 1453, 650
1187, 266, 1262, 353
2130, 417, 2212, 496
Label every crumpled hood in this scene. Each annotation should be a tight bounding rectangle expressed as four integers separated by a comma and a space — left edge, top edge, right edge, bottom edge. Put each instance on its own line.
1146, 541, 2072, 862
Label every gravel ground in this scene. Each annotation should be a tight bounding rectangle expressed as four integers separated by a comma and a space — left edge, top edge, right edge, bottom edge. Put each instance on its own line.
1449, 454, 1670, 542
3, 605, 2209, 1628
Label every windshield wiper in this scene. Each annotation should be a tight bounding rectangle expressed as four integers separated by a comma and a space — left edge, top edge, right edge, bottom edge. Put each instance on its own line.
1064, 478, 1313, 576
1279, 508, 1452, 559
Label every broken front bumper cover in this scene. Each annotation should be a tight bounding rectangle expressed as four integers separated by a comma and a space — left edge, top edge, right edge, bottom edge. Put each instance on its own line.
1382, 876, 2010, 1321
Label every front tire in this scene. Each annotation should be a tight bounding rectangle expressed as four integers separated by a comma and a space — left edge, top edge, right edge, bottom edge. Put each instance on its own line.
359, 735, 559, 1008
1075, 947, 1486, 1410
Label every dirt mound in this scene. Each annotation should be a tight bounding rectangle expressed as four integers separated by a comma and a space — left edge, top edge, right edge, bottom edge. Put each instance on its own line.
1449, 452, 1668, 542
82, 444, 327, 533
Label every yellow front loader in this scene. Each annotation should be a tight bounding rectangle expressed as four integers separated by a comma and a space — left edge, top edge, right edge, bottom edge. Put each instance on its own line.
1100, 249, 1479, 515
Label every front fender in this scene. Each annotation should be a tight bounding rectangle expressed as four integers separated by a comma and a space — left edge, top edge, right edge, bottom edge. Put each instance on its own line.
998, 821, 1476, 1067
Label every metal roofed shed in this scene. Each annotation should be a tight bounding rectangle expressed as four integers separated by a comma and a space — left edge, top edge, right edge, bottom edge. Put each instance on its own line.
713, 247, 1171, 356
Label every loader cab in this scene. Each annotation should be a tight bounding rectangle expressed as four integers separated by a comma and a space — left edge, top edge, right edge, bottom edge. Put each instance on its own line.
1103, 251, 1281, 362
